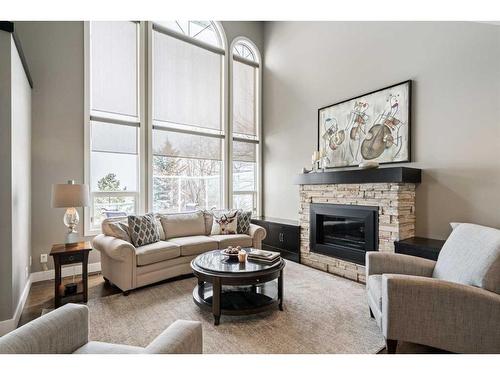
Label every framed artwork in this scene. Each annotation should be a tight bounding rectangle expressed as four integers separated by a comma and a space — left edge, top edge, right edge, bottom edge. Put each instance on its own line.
318, 80, 411, 168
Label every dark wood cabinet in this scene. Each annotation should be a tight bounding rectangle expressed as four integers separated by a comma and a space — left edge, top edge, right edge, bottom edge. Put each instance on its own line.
394, 237, 445, 261
251, 217, 300, 263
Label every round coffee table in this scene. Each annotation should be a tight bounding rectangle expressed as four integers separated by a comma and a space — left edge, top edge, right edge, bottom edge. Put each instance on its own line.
191, 249, 285, 325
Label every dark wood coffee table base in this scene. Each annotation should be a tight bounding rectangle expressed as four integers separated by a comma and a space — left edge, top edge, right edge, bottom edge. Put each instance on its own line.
193, 280, 283, 325
191, 254, 285, 326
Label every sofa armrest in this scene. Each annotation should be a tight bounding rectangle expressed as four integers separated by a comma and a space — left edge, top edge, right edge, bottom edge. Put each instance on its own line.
249, 223, 266, 249
382, 274, 500, 353
366, 252, 436, 277
92, 234, 136, 262
0, 304, 89, 354
144, 320, 202, 354
249, 223, 266, 241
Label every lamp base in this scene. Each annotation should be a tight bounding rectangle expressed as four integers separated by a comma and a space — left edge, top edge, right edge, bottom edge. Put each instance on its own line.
65, 231, 80, 244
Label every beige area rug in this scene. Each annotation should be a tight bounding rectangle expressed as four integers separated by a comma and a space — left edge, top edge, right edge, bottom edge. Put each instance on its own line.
87, 261, 385, 353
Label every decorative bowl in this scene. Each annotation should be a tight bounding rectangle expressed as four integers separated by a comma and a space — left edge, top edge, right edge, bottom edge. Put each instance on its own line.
221, 249, 239, 258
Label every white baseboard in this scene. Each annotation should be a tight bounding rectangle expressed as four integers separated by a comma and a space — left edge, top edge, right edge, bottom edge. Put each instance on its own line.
0, 277, 32, 336
30, 262, 102, 283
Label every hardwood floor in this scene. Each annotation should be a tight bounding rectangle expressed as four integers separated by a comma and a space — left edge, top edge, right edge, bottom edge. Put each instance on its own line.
18, 272, 120, 327
19, 272, 443, 354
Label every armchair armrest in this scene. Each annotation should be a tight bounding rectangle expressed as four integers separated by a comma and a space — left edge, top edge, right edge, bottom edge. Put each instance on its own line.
144, 320, 202, 354
0, 304, 89, 354
366, 252, 436, 277
382, 274, 500, 353
92, 234, 135, 262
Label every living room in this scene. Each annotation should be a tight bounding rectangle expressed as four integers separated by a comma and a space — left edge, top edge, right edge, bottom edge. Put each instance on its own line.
1, 0, 499, 372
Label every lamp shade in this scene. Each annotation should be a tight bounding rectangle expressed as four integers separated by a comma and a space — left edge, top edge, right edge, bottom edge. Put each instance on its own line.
51, 181, 90, 208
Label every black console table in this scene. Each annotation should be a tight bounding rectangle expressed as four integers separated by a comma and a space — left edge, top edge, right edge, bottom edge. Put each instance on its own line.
394, 237, 446, 261
251, 217, 300, 263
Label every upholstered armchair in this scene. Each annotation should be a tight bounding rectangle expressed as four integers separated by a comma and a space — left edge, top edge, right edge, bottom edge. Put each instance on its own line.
0, 304, 203, 354
366, 223, 500, 354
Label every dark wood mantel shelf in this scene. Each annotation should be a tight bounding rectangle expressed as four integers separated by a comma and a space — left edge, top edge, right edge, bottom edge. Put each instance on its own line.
294, 166, 421, 185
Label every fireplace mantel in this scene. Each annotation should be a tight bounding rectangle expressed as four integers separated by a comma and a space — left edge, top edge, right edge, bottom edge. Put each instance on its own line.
294, 166, 421, 185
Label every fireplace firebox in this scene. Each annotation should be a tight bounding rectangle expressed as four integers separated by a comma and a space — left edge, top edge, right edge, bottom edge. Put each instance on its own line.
310, 203, 378, 265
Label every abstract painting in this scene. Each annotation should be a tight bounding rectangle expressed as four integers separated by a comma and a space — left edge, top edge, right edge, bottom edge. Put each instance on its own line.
318, 80, 411, 168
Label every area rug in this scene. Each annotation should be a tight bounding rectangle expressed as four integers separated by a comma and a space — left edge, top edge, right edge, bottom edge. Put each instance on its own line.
87, 261, 385, 353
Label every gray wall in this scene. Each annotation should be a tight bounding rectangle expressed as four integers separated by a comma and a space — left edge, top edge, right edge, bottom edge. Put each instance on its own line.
221, 21, 264, 51
15, 21, 264, 273
16, 22, 88, 272
0, 32, 14, 321
0, 31, 31, 322
262, 21, 500, 239
11, 36, 32, 313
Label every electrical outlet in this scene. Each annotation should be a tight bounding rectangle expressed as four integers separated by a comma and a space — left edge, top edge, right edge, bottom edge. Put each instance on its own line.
40, 253, 48, 263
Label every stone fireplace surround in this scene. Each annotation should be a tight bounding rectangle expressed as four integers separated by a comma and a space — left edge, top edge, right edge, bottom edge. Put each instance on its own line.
295, 167, 420, 283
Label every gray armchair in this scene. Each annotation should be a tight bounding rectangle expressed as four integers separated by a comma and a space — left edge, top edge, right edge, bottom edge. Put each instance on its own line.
0, 304, 203, 354
366, 223, 500, 354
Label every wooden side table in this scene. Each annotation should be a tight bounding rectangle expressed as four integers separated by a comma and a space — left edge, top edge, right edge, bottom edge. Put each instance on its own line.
50, 241, 92, 308
394, 237, 446, 261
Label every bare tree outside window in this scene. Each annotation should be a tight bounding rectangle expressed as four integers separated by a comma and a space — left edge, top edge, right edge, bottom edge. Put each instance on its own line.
153, 137, 221, 213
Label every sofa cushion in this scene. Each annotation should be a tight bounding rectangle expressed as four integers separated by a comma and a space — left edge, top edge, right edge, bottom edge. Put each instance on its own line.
135, 241, 180, 266
168, 235, 219, 256
73, 341, 144, 354
211, 234, 252, 249
433, 223, 500, 293
128, 214, 160, 247
136, 254, 198, 275
160, 211, 206, 239
102, 217, 131, 243
367, 274, 382, 310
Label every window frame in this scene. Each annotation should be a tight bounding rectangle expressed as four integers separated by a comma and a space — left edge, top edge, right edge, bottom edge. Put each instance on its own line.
84, 21, 146, 235
84, 22, 264, 235
229, 37, 262, 216
148, 21, 228, 214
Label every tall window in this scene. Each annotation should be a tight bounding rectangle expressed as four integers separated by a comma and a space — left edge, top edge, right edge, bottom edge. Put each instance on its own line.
87, 21, 141, 232
231, 39, 261, 215
85, 22, 263, 234
151, 21, 226, 213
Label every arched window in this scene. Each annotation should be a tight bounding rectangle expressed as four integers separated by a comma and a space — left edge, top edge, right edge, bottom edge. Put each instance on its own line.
233, 41, 256, 61
230, 38, 261, 215
155, 21, 224, 48
151, 21, 227, 213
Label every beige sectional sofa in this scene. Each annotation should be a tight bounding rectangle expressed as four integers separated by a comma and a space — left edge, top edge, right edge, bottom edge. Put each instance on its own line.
92, 211, 266, 294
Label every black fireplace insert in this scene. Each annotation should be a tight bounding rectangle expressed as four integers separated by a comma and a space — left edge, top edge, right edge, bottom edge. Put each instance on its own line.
310, 203, 378, 265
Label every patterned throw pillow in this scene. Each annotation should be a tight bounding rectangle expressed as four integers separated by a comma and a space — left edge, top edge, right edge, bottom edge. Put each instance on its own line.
210, 209, 238, 235
128, 214, 160, 247
237, 210, 252, 234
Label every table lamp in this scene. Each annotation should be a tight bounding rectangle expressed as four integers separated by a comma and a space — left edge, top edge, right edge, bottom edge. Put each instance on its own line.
51, 180, 90, 244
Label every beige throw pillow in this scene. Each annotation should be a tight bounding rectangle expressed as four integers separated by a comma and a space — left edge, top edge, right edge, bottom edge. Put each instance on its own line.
154, 214, 166, 240
202, 210, 214, 235
211, 210, 238, 235
101, 217, 131, 243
